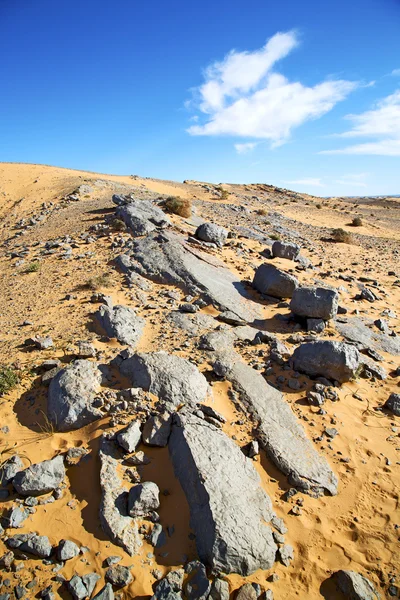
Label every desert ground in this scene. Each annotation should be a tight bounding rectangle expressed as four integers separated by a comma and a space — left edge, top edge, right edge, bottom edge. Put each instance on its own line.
0, 162, 398, 600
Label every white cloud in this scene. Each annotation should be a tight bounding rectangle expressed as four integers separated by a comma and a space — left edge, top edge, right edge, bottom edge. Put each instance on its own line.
285, 178, 325, 187
335, 173, 368, 187
187, 31, 357, 146
321, 90, 400, 155
391, 69, 400, 76
234, 142, 258, 154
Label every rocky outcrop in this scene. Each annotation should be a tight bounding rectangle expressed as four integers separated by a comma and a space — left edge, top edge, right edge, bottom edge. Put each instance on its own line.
212, 351, 338, 496
253, 264, 298, 299
99, 436, 142, 556
169, 411, 277, 575
290, 286, 339, 320
115, 199, 170, 236
95, 304, 145, 346
13, 455, 65, 496
195, 223, 228, 247
291, 340, 360, 383
334, 570, 380, 599
119, 352, 209, 407
48, 360, 103, 431
335, 317, 400, 356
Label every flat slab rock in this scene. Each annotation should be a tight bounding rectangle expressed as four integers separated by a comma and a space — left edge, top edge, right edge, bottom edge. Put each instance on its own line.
291, 340, 361, 384
335, 317, 400, 356
99, 436, 142, 556
169, 411, 277, 575
95, 304, 145, 346
118, 231, 262, 323
212, 351, 338, 496
115, 199, 170, 236
119, 351, 210, 407
13, 455, 65, 496
48, 360, 103, 431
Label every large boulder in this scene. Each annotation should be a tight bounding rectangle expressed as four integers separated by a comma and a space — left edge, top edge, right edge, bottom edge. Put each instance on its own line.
119, 352, 209, 407
253, 264, 298, 299
115, 199, 170, 236
291, 340, 360, 383
48, 360, 103, 431
334, 570, 380, 600
290, 286, 339, 320
169, 411, 277, 575
13, 455, 65, 496
117, 231, 262, 323
95, 304, 145, 346
212, 351, 337, 496
272, 241, 300, 260
195, 223, 228, 247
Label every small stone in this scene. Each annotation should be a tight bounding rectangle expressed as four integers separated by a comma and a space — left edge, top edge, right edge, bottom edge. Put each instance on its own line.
105, 565, 133, 588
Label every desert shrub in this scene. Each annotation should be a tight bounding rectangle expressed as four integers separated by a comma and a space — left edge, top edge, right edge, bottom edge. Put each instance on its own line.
215, 186, 229, 200
164, 196, 192, 218
24, 261, 40, 273
83, 273, 113, 290
316, 203, 322, 209
112, 218, 126, 231
256, 208, 268, 216
332, 228, 352, 243
351, 217, 363, 227
269, 233, 280, 241
0, 366, 19, 396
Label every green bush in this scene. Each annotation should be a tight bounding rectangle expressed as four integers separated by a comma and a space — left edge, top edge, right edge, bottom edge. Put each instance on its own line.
0, 366, 19, 396
24, 261, 40, 273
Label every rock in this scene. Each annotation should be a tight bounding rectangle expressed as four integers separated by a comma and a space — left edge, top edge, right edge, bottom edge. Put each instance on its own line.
272, 241, 300, 260
76, 341, 96, 358
252, 264, 298, 299
334, 570, 380, 599
0, 455, 23, 486
290, 286, 339, 320
105, 565, 133, 587
169, 411, 277, 575
13, 455, 65, 496
212, 352, 337, 496
278, 544, 294, 567
128, 482, 160, 517
48, 360, 103, 431
117, 421, 142, 453
165, 570, 184, 592
184, 561, 210, 600
142, 413, 172, 446
92, 583, 114, 600
82, 574, 102, 598
149, 523, 167, 548
30, 336, 53, 350
99, 436, 142, 556
236, 583, 257, 600
125, 451, 150, 466
307, 318, 325, 333
151, 578, 181, 600
291, 340, 360, 384
119, 352, 209, 407
384, 393, 400, 416
167, 311, 217, 336
68, 574, 101, 600
6, 533, 52, 558
0, 551, 14, 569
247, 440, 259, 458
209, 579, 230, 600
95, 304, 145, 346
116, 199, 170, 236
119, 231, 261, 323
195, 223, 228, 247
335, 317, 400, 356
7, 507, 28, 528
57, 539, 80, 561
199, 330, 236, 352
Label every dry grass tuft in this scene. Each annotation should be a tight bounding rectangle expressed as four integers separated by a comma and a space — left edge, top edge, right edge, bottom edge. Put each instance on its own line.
164, 196, 192, 218
82, 273, 113, 290
332, 228, 352, 243
351, 217, 363, 227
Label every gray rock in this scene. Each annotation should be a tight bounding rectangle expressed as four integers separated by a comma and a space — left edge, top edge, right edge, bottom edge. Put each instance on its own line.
166, 312, 217, 336
105, 565, 133, 587
57, 539, 80, 561
6, 533, 52, 558
125, 451, 150, 466
128, 481, 160, 517
291, 340, 360, 383
169, 411, 277, 575
76, 341, 96, 358
0, 455, 23, 486
151, 578, 182, 600
384, 393, 400, 416
13, 455, 65, 496
272, 241, 300, 260
290, 286, 338, 320
195, 223, 228, 247
335, 317, 400, 356
165, 569, 184, 591
48, 360, 103, 431
7, 507, 28, 528
335, 570, 380, 599
119, 352, 209, 407
142, 413, 172, 447
184, 561, 210, 600
92, 583, 114, 600
99, 436, 142, 556
209, 579, 230, 600
150, 523, 167, 548
212, 351, 337, 495
307, 318, 325, 333
198, 330, 236, 352
68, 574, 100, 600
119, 231, 261, 323
95, 304, 145, 346
117, 421, 142, 453
235, 583, 257, 600
278, 544, 294, 567
116, 199, 170, 236
253, 264, 298, 299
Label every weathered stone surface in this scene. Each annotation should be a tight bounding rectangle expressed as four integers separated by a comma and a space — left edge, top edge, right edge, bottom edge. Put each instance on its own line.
57, 539, 80, 561
167, 311, 217, 335
195, 223, 228, 247
209, 579, 230, 600
151, 578, 182, 600
13, 455, 65, 496
150, 523, 167, 548
335, 317, 400, 356
119, 231, 261, 323
253, 264, 298, 299
128, 481, 160, 517
212, 351, 337, 496
291, 340, 360, 383
8, 507, 28, 528
6, 533, 52, 558
48, 360, 103, 431
334, 570, 380, 600
169, 411, 277, 575
290, 286, 339, 320
278, 544, 294, 567
105, 565, 133, 587
272, 241, 300, 260
384, 393, 400, 416
0, 455, 23, 486
92, 583, 114, 600
142, 413, 172, 446
95, 304, 145, 346
119, 352, 209, 407
184, 561, 210, 600
236, 583, 257, 600
69, 574, 101, 600
116, 199, 170, 236
99, 436, 142, 556
198, 330, 236, 352
117, 421, 142, 453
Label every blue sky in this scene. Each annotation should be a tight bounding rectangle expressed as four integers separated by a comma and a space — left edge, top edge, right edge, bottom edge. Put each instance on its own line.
1, 0, 399, 196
